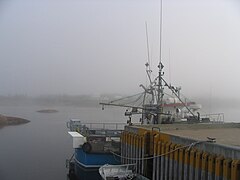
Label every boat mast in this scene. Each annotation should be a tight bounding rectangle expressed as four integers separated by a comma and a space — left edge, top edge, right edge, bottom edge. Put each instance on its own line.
157, 0, 164, 123
144, 22, 155, 104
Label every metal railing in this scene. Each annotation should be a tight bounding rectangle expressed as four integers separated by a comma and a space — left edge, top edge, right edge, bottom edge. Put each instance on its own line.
67, 119, 126, 136
201, 113, 224, 123
83, 122, 126, 130
67, 119, 126, 130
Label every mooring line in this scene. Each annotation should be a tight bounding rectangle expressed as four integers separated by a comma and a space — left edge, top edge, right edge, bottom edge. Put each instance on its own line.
111, 139, 215, 161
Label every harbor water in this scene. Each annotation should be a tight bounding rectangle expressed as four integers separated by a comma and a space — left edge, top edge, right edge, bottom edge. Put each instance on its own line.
0, 104, 239, 180
0, 105, 125, 180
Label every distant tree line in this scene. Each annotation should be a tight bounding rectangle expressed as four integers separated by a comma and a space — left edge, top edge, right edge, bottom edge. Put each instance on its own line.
0, 94, 123, 107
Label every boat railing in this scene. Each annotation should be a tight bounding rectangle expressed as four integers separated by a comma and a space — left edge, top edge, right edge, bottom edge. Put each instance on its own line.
201, 113, 224, 123
83, 122, 125, 130
67, 119, 126, 136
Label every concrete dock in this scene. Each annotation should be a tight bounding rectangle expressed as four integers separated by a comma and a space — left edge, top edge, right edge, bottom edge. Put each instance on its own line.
136, 123, 240, 147
121, 122, 240, 180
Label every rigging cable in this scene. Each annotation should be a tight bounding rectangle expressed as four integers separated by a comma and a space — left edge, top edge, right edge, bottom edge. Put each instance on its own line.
108, 92, 144, 104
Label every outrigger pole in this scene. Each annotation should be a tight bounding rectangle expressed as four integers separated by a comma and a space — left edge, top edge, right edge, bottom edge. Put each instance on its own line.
161, 77, 196, 118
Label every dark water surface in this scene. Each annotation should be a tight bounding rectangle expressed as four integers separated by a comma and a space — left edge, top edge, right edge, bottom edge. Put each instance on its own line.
0, 105, 126, 180
69, 163, 102, 180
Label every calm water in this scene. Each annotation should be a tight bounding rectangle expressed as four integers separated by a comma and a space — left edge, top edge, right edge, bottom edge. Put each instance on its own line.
0, 105, 239, 180
0, 105, 127, 180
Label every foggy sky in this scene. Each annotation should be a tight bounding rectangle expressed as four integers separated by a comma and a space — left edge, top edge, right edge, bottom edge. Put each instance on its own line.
0, 0, 240, 99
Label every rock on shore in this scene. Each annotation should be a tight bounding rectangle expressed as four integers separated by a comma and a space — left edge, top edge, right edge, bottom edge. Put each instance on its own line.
0, 114, 30, 126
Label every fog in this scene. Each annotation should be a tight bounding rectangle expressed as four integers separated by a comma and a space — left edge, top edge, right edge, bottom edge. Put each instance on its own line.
0, 0, 240, 101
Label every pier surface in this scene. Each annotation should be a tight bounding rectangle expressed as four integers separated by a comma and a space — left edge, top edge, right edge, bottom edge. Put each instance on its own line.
133, 123, 240, 147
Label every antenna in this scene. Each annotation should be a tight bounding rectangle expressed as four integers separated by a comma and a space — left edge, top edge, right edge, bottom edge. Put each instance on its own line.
145, 22, 152, 85
157, 0, 163, 96
145, 22, 151, 68
169, 48, 171, 83
159, 0, 163, 64
157, 0, 164, 123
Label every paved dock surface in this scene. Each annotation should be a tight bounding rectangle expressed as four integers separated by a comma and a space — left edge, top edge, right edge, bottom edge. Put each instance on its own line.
134, 123, 240, 147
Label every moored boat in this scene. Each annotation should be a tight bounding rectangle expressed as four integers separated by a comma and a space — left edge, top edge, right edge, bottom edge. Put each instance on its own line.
99, 164, 150, 180
67, 119, 125, 169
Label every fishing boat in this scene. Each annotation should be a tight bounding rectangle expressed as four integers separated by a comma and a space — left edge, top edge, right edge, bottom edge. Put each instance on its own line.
99, 58, 205, 125
99, 58, 225, 124
67, 119, 125, 169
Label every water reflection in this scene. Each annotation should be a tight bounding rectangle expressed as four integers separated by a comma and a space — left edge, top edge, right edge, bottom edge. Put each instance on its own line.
67, 161, 102, 180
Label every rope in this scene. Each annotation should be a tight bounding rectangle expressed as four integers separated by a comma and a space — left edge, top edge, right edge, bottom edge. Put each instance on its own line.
111, 139, 214, 161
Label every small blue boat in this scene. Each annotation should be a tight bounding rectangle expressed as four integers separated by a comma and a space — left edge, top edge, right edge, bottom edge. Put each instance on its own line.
67, 119, 125, 169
